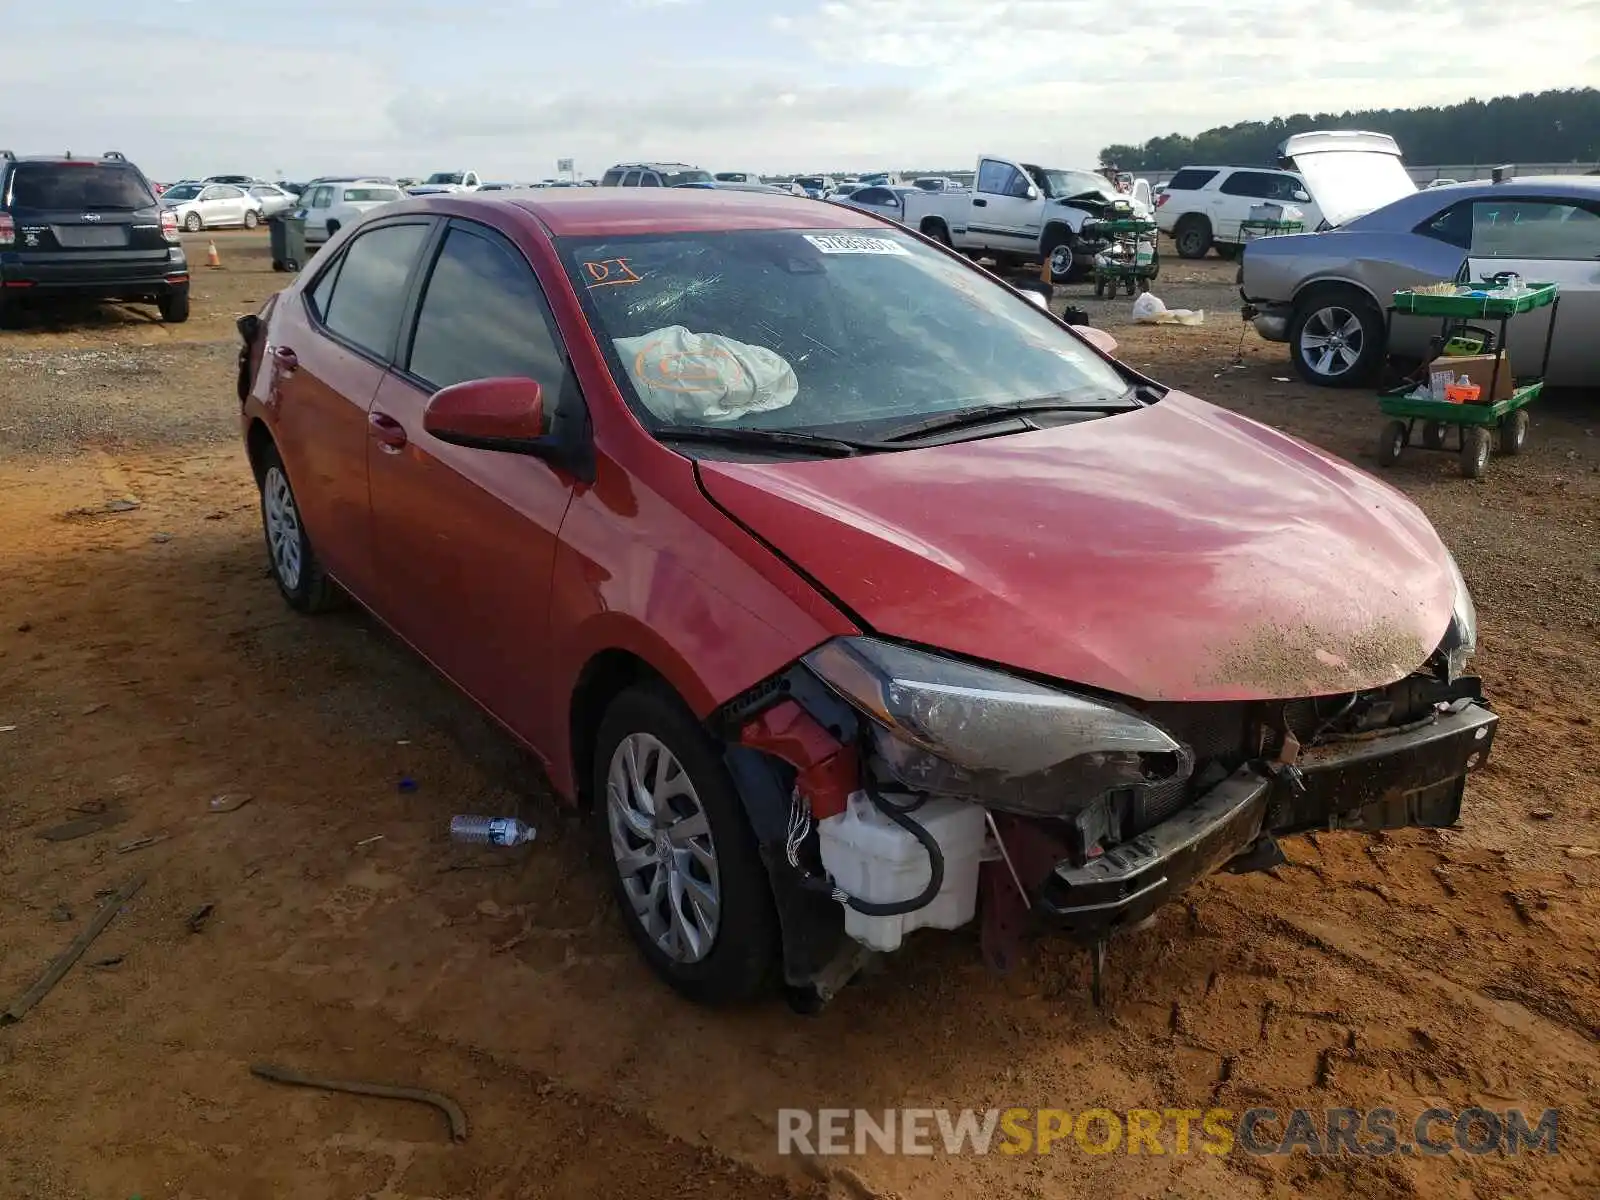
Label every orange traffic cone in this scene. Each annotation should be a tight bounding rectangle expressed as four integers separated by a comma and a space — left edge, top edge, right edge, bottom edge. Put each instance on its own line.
206, 240, 221, 269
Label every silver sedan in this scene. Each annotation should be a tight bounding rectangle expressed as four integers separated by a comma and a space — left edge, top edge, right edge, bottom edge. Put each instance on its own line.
828, 185, 918, 224
1241, 176, 1600, 388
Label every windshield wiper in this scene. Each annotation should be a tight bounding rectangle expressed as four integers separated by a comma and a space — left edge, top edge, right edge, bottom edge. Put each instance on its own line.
877, 395, 1137, 444
653, 425, 883, 458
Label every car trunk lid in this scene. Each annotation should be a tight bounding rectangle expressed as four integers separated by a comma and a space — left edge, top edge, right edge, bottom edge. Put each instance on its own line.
1280, 130, 1415, 228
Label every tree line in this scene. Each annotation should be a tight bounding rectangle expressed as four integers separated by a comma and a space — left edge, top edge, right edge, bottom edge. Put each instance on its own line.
1099, 88, 1600, 170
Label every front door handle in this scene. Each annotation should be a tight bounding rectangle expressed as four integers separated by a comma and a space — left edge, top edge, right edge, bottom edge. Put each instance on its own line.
972, 198, 988, 207
274, 346, 299, 372
368, 411, 408, 453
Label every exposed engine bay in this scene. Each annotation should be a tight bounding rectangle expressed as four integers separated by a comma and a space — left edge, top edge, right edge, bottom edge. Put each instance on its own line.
719, 623, 1495, 1013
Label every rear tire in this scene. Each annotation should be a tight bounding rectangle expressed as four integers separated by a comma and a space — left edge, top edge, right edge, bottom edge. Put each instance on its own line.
159, 287, 190, 324
1499, 409, 1528, 455
0, 295, 21, 331
592, 684, 778, 1005
1214, 242, 1241, 261
1377, 420, 1407, 467
1460, 427, 1491, 478
921, 220, 952, 247
1174, 215, 1212, 259
255, 442, 340, 613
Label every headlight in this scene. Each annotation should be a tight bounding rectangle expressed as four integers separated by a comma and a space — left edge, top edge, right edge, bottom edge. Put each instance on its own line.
1439, 552, 1477, 680
802, 637, 1190, 817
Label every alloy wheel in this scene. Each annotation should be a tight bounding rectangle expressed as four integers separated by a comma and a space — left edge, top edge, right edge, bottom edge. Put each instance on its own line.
606, 732, 721, 964
1299, 305, 1365, 378
262, 466, 303, 590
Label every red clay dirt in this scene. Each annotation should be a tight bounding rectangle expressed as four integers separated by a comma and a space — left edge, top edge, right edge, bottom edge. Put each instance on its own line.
1, 234, 1596, 1199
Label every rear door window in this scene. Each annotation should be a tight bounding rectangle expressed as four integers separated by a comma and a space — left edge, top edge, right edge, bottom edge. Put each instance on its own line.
405, 224, 568, 396
1220, 171, 1275, 198
8, 163, 155, 210
318, 222, 431, 359
639, 173, 662, 188
621, 171, 642, 187
1165, 168, 1219, 192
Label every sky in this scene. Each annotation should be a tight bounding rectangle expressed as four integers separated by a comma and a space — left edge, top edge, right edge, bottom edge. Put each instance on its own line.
6, 0, 1599, 182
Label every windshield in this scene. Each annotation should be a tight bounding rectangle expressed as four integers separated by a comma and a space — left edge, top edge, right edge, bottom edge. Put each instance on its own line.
1039, 169, 1116, 200
425, 172, 465, 185
344, 187, 403, 203
659, 169, 713, 187
11, 163, 156, 209
795, 177, 825, 189
560, 228, 1129, 440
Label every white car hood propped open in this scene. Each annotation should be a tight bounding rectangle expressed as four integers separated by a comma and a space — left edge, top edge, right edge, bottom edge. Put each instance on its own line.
1281, 130, 1415, 228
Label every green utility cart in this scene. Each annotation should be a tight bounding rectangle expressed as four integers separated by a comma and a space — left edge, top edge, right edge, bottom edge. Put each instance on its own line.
1375, 280, 1560, 478
1087, 216, 1159, 298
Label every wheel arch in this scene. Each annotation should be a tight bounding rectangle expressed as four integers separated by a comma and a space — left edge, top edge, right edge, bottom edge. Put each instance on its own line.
567, 644, 692, 811
1290, 275, 1384, 317
244, 417, 277, 483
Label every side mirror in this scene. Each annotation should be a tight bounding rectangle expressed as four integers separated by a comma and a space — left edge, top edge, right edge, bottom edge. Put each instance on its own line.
1294, 190, 1311, 203
424, 377, 545, 452
1025, 185, 1040, 201
1076, 326, 1119, 356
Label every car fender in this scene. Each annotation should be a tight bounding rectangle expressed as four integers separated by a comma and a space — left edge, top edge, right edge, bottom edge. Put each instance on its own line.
1289, 273, 1385, 315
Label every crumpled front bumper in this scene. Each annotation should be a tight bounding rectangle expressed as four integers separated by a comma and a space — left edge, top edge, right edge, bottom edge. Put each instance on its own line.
1034, 700, 1497, 938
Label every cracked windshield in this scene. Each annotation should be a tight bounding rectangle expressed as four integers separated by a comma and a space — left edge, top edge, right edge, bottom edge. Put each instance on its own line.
562, 229, 1130, 439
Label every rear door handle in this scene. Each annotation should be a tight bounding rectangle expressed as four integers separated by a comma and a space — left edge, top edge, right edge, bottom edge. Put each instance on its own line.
972, 198, 988, 207
368, 411, 408, 453
274, 346, 299, 372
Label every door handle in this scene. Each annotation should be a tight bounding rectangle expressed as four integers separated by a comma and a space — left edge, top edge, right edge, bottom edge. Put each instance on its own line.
368, 411, 408, 453
972, 198, 988, 207
273, 346, 299, 372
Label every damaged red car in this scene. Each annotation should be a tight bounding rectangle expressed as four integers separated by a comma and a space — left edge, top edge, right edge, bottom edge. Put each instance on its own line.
236, 189, 1493, 1011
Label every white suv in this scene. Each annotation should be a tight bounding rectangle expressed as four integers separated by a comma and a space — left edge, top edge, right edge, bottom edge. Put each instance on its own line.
1155, 166, 1320, 260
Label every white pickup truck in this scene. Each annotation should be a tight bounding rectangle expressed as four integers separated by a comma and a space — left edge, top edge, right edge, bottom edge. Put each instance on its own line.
901, 155, 1150, 282
406, 170, 483, 197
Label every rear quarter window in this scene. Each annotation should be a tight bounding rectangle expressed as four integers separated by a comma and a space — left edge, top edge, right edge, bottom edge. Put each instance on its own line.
8, 163, 155, 210
1165, 168, 1219, 192
600, 169, 625, 186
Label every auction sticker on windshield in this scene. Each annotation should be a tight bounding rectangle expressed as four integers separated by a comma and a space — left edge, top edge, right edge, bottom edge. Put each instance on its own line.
803, 234, 909, 255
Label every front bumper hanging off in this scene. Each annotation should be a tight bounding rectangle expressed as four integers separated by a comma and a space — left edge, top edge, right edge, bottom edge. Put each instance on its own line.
1034, 700, 1497, 939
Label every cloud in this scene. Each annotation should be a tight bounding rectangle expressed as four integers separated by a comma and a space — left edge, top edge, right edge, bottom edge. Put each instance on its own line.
2, 0, 1595, 179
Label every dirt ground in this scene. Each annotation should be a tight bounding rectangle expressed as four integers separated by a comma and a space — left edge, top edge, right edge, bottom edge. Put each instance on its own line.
2, 231, 1597, 1200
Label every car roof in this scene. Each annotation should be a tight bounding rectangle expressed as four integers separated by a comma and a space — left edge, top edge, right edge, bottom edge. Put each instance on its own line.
1428, 174, 1600, 196
607, 161, 703, 172
399, 188, 884, 236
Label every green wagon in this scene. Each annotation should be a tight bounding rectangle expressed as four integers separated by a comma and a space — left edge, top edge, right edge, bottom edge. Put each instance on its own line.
1087, 216, 1159, 299
1375, 280, 1561, 479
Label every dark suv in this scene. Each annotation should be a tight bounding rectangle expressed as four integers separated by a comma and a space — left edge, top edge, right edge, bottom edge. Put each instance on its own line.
0, 150, 189, 327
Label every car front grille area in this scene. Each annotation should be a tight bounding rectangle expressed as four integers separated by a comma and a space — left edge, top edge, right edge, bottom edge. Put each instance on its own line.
1109, 674, 1450, 842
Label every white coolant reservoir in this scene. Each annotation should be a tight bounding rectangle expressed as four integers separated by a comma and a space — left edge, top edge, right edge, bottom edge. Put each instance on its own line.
816, 791, 987, 953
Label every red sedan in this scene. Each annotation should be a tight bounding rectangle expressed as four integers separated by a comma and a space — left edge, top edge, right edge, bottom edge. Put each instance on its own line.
237, 190, 1493, 1010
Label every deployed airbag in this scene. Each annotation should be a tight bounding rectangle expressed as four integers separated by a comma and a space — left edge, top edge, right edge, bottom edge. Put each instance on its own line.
613, 325, 799, 423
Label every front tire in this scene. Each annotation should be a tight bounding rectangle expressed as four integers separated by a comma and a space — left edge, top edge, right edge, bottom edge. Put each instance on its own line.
243, 209, 260, 230
1288, 288, 1385, 387
256, 443, 340, 612
593, 685, 778, 1005
184, 211, 203, 233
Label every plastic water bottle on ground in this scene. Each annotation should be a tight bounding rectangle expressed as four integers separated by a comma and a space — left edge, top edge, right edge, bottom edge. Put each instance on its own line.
450, 815, 538, 847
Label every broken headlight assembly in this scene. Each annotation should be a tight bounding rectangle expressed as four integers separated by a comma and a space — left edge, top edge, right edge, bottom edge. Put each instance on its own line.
1437, 552, 1478, 681
802, 637, 1190, 817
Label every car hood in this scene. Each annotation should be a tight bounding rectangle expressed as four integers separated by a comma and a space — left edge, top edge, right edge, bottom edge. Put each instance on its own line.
696, 392, 1455, 702
1282, 130, 1415, 228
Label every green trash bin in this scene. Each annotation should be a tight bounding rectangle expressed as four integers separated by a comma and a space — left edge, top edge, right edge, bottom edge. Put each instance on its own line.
269, 212, 307, 273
